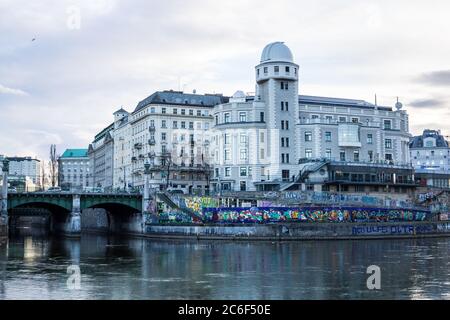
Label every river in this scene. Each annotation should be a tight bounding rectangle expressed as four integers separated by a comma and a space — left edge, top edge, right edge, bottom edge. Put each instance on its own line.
0, 229, 449, 300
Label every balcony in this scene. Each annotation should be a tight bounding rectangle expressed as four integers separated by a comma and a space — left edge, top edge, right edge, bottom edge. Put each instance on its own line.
149, 125, 156, 132
148, 139, 156, 145
134, 143, 143, 150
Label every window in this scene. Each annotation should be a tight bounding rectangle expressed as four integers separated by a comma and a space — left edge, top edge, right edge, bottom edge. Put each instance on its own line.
161, 120, 167, 128
181, 109, 186, 115
274, 66, 279, 73
340, 151, 346, 162
286, 154, 290, 163
240, 134, 248, 144
384, 120, 392, 130
189, 122, 194, 130
225, 167, 231, 177
161, 133, 166, 141
240, 149, 248, 160
263, 67, 268, 74
385, 139, 392, 149
351, 117, 359, 123
354, 151, 360, 162
281, 121, 285, 130
181, 121, 186, 129
224, 134, 230, 145
305, 131, 313, 142
281, 138, 285, 147
367, 134, 373, 144
325, 132, 332, 142
240, 181, 247, 191
197, 110, 201, 116
224, 150, 231, 161
285, 102, 289, 111
281, 154, 285, 163
325, 149, 332, 159
286, 121, 289, 130
260, 132, 265, 143
257, 69, 260, 76
305, 149, 313, 158
339, 116, 347, 123
239, 112, 247, 122
189, 110, 194, 116
173, 121, 178, 129
240, 167, 247, 177
151, 107, 156, 113
325, 115, 333, 123
385, 154, 393, 162
281, 82, 284, 90
173, 108, 178, 115
162, 108, 167, 114
260, 112, 265, 122
368, 151, 374, 162
224, 113, 231, 123
281, 101, 284, 111
215, 115, 219, 125
285, 66, 290, 73
260, 149, 265, 159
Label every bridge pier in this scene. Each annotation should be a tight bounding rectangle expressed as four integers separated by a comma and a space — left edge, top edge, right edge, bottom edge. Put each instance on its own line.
65, 195, 81, 237
1, 160, 9, 239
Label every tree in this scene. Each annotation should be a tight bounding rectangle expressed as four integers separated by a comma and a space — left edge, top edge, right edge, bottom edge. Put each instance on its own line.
49, 144, 59, 187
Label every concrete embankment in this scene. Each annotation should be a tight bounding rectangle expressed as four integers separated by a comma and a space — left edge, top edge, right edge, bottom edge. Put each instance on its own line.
143, 221, 450, 241
0, 220, 7, 246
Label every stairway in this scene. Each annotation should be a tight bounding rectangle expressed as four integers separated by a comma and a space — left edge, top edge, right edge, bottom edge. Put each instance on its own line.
157, 192, 201, 221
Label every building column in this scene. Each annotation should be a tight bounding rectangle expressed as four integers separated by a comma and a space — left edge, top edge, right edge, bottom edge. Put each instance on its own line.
67, 194, 81, 236
1, 160, 9, 230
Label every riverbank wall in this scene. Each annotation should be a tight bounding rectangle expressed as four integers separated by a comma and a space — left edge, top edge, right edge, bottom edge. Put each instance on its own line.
0, 219, 7, 246
142, 221, 450, 241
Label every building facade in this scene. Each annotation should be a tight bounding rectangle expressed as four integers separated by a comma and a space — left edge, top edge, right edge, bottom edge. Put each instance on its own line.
58, 149, 91, 191
211, 42, 300, 192
210, 42, 412, 192
112, 108, 132, 191
410, 129, 450, 172
88, 124, 114, 191
128, 91, 228, 193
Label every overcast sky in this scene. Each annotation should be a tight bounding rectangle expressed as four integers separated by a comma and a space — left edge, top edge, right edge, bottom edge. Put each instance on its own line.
1, 0, 449, 161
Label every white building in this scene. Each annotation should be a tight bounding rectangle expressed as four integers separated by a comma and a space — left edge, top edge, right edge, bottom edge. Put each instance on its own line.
88, 124, 115, 191
211, 42, 412, 192
128, 90, 227, 194
0, 156, 41, 191
112, 108, 132, 191
58, 149, 91, 191
410, 129, 450, 172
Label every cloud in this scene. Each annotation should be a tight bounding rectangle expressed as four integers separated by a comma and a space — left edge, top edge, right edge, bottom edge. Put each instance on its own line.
0, 84, 28, 96
417, 70, 450, 86
408, 98, 447, 109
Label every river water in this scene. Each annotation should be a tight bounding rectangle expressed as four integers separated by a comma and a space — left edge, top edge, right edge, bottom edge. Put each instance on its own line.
0, 229, 450, 300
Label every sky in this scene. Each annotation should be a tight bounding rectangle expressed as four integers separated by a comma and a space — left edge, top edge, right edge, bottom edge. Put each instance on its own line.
1, 0, 449, 161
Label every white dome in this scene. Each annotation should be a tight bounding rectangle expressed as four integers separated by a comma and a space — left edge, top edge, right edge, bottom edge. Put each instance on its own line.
232, 90, 246, 98
260, 42, 294, 63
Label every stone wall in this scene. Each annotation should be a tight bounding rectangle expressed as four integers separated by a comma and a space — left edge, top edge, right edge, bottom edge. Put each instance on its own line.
144, 221, 450, 241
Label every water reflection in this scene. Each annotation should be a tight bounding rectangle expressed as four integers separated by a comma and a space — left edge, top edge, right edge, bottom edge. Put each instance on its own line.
0, 229, 450, 300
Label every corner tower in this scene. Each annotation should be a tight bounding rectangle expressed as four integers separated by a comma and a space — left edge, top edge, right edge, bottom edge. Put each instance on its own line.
255, 42, 299, 185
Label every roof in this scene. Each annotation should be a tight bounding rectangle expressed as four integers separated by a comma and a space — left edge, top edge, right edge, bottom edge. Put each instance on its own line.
6, 157, 40, 162
260, 42, 294, 63
299, 95, 393, 111
93, 123, 114, 142
409, 130, 449, 148
114, 107, 128, 115
60, 149, 88, 158
134, 90, 229, 112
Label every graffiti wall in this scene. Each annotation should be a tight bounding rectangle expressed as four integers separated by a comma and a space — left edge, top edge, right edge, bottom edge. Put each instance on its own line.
200, 207, 429, 224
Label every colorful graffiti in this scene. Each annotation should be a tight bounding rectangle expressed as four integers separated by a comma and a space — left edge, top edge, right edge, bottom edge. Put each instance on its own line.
200, 207, 429, 224
183, 197, 220, 215
157, 211, 193, 224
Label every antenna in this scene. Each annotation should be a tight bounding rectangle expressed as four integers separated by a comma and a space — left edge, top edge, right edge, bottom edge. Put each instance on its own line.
375, 94, 378, 106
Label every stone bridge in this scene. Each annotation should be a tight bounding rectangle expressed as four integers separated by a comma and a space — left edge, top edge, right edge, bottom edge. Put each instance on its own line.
4, 192, 144, 236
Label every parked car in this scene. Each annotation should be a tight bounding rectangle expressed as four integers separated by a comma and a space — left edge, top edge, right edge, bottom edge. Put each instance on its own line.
166, 187, 187, 195
8, 187, 17, 193
47, 187, 62, 192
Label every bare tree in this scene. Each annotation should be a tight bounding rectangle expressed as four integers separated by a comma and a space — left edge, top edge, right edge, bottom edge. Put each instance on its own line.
40, 163, 46, 190
49, 144, 59, 187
